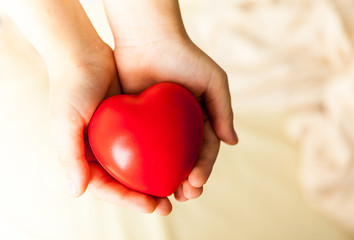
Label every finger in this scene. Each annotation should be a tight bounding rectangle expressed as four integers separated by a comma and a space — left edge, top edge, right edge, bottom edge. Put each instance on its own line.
205, 68, 238, 145
49, 107, 90, 198
154, 197, 173, 216
188, 120, 220, 188
174, 185, 189, 202
87, 162, 157, 213
182, 180, 203, 199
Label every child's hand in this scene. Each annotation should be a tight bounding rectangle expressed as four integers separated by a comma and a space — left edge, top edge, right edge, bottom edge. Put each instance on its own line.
2, 0, 173, 215
103, 0, 238, 203
113, 36, 238, 202
48, 44, 172, 215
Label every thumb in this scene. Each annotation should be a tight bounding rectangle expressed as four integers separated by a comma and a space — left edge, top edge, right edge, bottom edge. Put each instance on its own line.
205, 69, 238, 145
48, 97, 90, 197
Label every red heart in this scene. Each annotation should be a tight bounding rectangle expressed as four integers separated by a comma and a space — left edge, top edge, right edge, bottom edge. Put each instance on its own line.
88, 83, 204, 197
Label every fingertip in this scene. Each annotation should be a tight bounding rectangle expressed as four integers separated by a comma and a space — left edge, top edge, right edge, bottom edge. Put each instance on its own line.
62, 160, 90, 198
68, 180, 83, 198
174, 185, 189, 202
138, 195, 157, 214
183, 180, 203, 199
188, 169, 207, 188
215, 125, 238, 146
154, 198, 172, 216
227, 129, 239, 145
129, 191, 157, 214
120, 186, 157, 214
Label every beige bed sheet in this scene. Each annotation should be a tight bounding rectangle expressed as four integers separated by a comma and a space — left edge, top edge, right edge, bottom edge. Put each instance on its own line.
1, 0, 353, 239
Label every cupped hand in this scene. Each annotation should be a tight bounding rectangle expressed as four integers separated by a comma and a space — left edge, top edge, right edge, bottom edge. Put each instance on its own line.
48, 43, 172, 215
113, 35, 238, 202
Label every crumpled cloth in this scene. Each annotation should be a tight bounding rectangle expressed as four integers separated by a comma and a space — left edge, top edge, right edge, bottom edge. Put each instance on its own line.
188, 0, 354, 232
236, 0, 354, 232
288, 64, 354, 231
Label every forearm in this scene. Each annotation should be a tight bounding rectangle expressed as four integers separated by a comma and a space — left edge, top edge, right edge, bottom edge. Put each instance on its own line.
102, 0, 188, 46
0, 0, 104, 68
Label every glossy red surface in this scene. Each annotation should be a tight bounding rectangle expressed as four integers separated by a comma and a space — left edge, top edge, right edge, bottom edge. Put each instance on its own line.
88, 83, 204, 197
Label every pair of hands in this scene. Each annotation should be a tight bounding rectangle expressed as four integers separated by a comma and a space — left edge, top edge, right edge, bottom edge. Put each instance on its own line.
47, 3, 237, 216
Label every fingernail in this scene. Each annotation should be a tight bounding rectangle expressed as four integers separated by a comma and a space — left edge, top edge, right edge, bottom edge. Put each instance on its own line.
233, 129, 239, 144
69, 181, 79, 197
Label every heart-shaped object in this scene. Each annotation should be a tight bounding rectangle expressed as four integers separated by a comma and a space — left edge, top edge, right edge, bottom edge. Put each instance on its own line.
88, 82, 204, 197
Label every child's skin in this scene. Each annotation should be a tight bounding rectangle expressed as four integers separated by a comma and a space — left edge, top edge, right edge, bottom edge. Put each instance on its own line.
1, 0, 238, 216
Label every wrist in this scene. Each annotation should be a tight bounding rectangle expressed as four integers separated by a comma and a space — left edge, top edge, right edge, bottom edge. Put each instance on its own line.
2, 0, 106, 71
103, 0, 189, 47
46, 41, 113, 79
43, 30, 106, 67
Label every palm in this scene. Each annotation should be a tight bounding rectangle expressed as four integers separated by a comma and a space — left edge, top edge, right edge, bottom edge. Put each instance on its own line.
115, 37, 212, 96
49, 46, 171, 214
